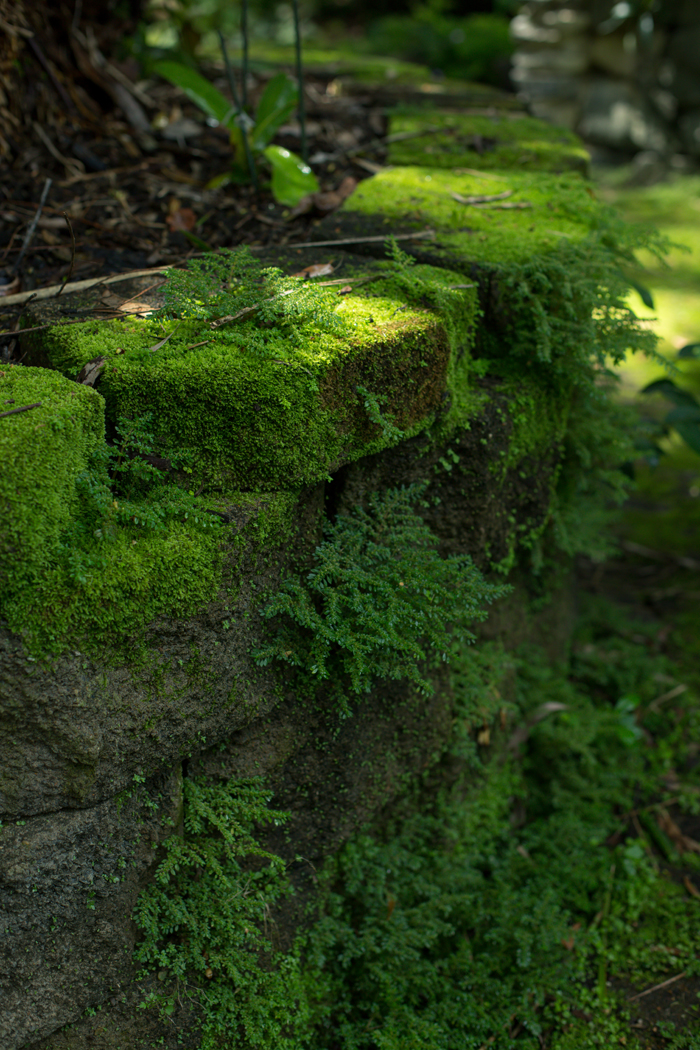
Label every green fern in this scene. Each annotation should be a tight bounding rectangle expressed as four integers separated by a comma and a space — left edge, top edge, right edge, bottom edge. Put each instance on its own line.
255, 483, 509, 709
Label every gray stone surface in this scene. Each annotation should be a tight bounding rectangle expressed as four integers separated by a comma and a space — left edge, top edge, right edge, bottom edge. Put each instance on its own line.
0, 489, 323, 820
0, 768, 182, 1049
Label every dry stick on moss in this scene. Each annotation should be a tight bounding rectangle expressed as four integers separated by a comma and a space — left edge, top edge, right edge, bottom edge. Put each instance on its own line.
627, 972, 687, 1002
0, 266, 178, 307
0, 402, 42, 419
286, 229, 436, 250
451, 190, 512, 205
0, 230, 436, 309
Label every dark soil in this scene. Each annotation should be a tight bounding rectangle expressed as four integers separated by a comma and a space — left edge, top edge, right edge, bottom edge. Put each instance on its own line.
0, 60, 395, 351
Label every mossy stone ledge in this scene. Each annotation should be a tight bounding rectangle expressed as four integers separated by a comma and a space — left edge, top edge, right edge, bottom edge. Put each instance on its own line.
388, 108, 590, 174
0, 86, 655, 1050
21, 265, 477, 492
0, 367, 104, 593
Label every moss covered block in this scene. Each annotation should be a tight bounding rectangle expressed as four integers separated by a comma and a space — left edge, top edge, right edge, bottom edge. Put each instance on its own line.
26, 266, 478, 491
0, 366, 104, 593
335, 166, 600, 269
388, 108, 589, 174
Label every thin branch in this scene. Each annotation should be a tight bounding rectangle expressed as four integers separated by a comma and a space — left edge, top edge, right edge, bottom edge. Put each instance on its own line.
291, 0, 307, 164
240, 0, 249, 110
0, 265, 178, 307
0, 402, 42, 419
56, 212, 77, 296
627, 972, 686, 1002
11, 178, 52, 275
284, 229, 436, 250
218, 30, 258, 192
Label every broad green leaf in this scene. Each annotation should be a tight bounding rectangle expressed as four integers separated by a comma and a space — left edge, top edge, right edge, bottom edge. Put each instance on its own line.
641, 378, 699, 408
154, 61, 235, 128
673, 422, 700, 456
666, 405, 700, 424
252, 73, 298, 151
678, 342, 700, 359
263, 145, 318, 207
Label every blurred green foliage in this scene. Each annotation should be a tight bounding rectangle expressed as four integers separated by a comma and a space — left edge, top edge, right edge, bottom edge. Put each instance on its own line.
133, 0, 515, 86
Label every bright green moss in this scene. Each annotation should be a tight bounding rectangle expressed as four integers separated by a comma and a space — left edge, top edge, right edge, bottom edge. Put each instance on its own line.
0, 366, 104, 593
26, 259, 478, 491
388, 109, 589, 174
342, 166, 600, 266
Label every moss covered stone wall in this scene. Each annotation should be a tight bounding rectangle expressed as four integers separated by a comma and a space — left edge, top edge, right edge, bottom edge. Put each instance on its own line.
0, 77, 656, 1050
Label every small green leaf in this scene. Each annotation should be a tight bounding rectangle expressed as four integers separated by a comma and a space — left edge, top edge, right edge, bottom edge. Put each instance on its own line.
252, 73, 298, 151
629, 279, 654, 309
263, 145, 318, 207
206, 171, 233, 191
154, 61, 234, 127
678, 342, 700, 359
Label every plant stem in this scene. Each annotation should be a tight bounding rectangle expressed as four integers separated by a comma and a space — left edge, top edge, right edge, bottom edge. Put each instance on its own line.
217, 29, 258, 193
240, 0, 249, 110
291, 0, 307, 164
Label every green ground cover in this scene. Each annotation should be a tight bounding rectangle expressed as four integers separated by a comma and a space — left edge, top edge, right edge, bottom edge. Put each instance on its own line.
128, 169, 700, 1050
388, 109, 589, 174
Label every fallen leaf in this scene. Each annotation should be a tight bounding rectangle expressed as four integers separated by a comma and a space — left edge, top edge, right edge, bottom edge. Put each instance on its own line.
338, 285, 353, 294
386, 894, 396, 920
292, 262, 335, 279
477, 726, 491, 746
0, 275, 21, 297
166, 207, 197, 233
76, 356, 106, 386
289, 177, 358, 218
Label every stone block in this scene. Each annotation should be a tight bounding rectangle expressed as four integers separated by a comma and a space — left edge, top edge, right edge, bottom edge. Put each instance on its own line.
387, 107, 589, 173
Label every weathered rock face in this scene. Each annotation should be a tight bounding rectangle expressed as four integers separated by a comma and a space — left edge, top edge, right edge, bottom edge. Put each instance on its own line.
0, 80, 648, 1049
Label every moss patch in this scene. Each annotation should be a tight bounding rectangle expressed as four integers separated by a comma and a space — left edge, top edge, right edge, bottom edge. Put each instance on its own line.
0, 366, 104, 592
338, 166, 600, 267
23, 261, 478, 492
389, 108, 589, 174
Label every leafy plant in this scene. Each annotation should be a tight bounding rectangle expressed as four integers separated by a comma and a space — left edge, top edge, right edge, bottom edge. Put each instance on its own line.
153, 61, 317, 205
158, 245, 346, 345
641, 341, 700, 457
254, 483, 509, 710
133, 776, 316, 1049
301, 610, 700, 1050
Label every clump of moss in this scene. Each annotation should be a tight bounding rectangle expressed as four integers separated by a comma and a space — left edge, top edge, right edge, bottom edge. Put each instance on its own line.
0, 366, 104, 593
388, 108, 589, 174
25, 248, 473, 491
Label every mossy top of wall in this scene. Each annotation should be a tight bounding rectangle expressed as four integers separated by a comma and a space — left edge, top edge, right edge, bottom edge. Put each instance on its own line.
340, 167, 600, 268
388, 108, 589, 174
0, 366, 104, 594
25, 257, 478, 492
